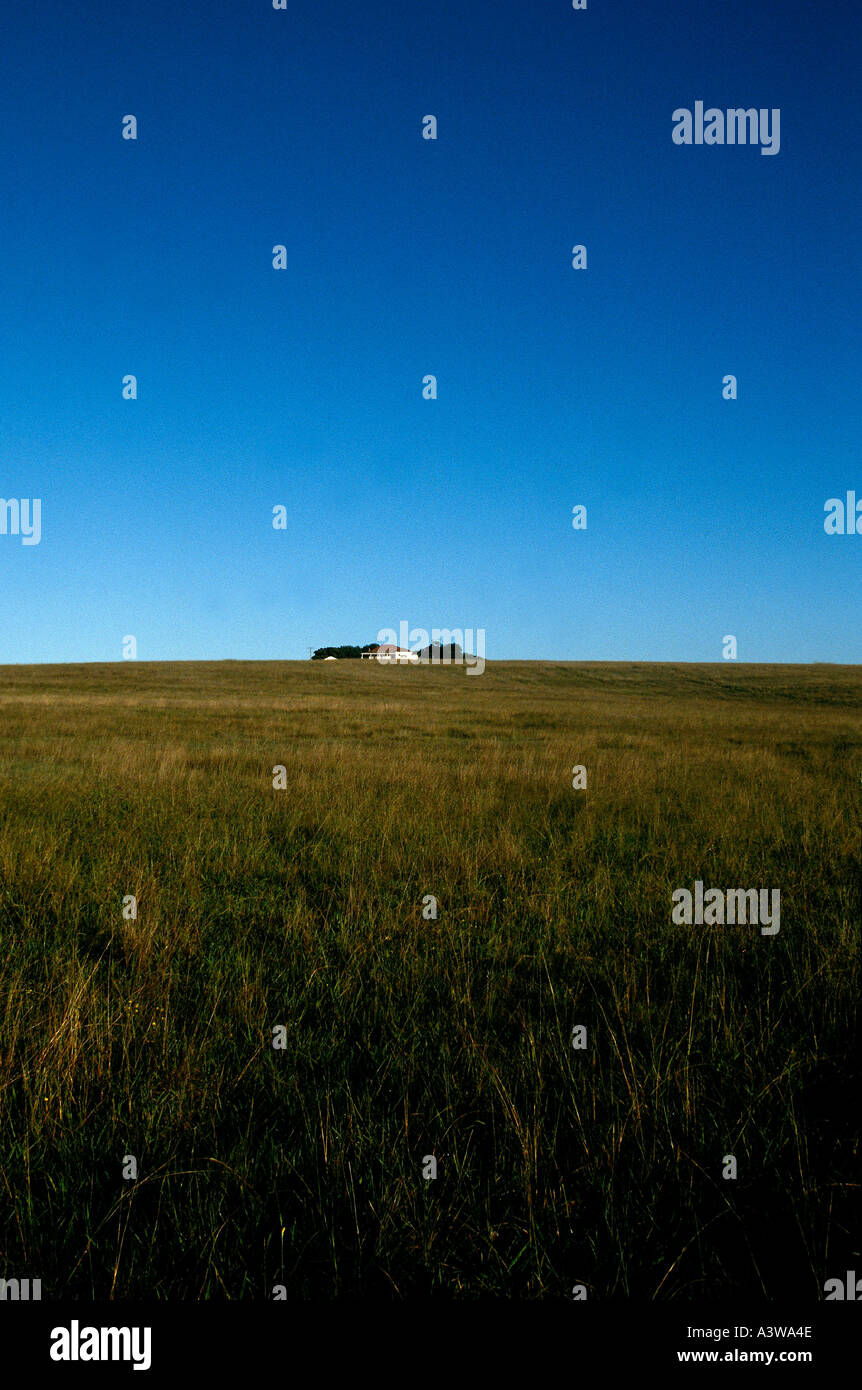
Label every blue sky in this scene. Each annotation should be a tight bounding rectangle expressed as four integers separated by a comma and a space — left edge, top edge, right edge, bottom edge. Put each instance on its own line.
0, 0, 859, 663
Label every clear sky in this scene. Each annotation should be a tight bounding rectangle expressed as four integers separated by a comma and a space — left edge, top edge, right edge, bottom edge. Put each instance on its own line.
0, 0, 859, 663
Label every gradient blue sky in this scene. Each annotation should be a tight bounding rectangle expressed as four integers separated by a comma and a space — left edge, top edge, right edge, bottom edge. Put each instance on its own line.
0, 0, 859, 663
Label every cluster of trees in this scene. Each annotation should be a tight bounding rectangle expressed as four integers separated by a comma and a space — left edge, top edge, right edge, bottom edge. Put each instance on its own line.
416, 641, 463, 661
311, 645, 376, 659
312, 642, 467, 661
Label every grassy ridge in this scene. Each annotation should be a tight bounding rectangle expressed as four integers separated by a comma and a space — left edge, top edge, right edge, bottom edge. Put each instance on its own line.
0, 660, 858, 1298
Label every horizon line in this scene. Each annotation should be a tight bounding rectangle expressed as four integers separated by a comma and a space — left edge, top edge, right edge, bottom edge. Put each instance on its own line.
0, 658, 856, 670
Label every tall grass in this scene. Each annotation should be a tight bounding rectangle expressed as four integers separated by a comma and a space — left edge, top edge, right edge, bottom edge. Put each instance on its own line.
0, 660, 858, 1298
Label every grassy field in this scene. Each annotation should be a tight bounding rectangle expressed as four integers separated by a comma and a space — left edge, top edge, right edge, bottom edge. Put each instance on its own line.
0, 659, 858, 1300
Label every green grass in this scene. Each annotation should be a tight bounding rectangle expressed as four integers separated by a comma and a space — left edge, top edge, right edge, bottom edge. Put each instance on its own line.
0, 659, 859, 1299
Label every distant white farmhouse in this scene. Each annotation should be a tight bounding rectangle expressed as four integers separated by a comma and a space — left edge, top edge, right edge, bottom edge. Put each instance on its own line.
323, 655, 338, 660
361, 643, 419, 664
